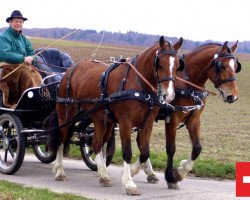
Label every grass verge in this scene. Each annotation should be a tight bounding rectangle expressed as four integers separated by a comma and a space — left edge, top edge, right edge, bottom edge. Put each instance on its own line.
0, 180, 89, 200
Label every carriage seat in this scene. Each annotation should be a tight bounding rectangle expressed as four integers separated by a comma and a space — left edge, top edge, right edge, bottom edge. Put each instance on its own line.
34, 48, 74, 75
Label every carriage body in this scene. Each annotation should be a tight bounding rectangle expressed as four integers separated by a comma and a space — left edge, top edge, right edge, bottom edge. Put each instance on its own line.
0, 74, 115, 174
0, 76, 61, 174
0, 47, 109, 175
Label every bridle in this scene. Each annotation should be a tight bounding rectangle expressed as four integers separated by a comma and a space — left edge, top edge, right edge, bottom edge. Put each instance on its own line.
154, 49, 178, 84
211, 52, 241, 88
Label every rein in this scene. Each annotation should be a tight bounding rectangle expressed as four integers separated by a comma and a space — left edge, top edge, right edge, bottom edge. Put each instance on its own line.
176, 77, 217, 96
126, 61, 157, 93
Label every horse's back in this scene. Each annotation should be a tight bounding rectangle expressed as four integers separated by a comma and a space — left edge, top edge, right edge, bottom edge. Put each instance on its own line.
59, 61, 108, 98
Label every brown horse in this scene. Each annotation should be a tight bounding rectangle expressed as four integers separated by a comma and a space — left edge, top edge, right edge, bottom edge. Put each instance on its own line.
130, 41, 241, 189
0, 63, 42, 108
49, 36, 184, 195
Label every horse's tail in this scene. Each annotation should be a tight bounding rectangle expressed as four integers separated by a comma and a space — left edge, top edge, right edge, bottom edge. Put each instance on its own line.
46, 109, 61, 154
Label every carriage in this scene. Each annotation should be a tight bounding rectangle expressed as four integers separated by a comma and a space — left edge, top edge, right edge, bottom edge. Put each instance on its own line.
0, 74, 115, 174
0, 45, 119, 175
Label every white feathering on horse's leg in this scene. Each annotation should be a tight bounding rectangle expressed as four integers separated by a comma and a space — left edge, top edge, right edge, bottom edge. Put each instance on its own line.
53, 144, 67, 181
95, 152, 112, 187
177, 158, 194, 179
130, 158, 142, 177
102, 142, 107, 163
142, 159, 159, 183
122, 161, 140, 195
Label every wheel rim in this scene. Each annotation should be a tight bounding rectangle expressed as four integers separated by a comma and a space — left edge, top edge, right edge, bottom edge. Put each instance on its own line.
82, 143, 96, 165
34, 145, 52, 158
0, 121, 19, 169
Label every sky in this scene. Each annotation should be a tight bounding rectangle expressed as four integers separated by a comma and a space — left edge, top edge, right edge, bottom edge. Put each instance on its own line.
1, 0, 250, 42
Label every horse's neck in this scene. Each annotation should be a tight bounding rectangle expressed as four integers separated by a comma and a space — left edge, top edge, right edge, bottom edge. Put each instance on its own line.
184, 47, 217, 87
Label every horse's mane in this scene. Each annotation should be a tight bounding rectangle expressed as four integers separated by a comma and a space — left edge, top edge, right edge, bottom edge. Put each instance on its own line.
192, 43, 222, 52
192, 42, 233, 54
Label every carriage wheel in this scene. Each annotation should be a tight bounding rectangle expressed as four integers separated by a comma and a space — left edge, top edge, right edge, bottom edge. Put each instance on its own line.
32, 144, 56, 163
79, 124, 116, 171
0, 113, 25, 174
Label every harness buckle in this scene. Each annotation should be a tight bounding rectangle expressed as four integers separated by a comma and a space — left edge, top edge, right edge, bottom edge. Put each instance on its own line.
145, 94, 151, 101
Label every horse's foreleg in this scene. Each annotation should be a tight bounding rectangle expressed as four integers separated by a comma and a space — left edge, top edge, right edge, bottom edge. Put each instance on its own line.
53, 143, 67, 181
93, 122, 112, 187
142, 158, 159, 183
176, 118, 202, 182
165, 122, 180, 189
119, 123, 139, 195
131, 125, 159, 184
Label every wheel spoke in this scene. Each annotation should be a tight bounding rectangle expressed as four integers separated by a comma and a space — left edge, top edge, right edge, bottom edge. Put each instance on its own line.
8, 147, 15, 159
4, 149, 8, 162
9, 137, 17, 143
7, 122, 13, 137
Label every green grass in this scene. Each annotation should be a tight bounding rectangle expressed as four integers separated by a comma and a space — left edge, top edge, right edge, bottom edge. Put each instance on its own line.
0, 180, 89, 200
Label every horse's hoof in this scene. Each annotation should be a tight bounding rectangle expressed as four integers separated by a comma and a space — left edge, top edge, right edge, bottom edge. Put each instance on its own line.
167, 182, 180, 190
174, 169, 184, 182
126, 187, 140, 196
99, 177, 112, 187
55, 175, 67, 181
147, 174, 159, 184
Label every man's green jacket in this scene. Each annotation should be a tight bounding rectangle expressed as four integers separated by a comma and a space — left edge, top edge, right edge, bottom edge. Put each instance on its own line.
0, 27, 34, 63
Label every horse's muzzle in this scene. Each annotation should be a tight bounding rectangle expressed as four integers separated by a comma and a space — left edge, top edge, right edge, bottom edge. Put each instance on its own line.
162, 93, 175, 104
225, 95, 238, 103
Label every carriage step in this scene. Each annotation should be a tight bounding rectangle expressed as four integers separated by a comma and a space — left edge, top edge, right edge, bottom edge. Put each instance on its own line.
21, 129, 45, 133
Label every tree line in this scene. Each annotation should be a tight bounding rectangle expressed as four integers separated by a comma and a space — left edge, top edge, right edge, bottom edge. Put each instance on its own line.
1, 27, 249, 53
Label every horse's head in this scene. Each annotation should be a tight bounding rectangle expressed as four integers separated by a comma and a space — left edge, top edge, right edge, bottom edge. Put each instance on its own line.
208, 41, 241, 103
155, 36, 184, 103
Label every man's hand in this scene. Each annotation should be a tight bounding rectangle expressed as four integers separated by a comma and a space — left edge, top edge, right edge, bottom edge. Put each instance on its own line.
24, 56, 34, 65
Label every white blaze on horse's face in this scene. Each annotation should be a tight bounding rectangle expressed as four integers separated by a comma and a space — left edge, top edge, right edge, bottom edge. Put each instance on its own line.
229, 59, 235, 71
219, 58, 239, 103
161, 56, 175, 103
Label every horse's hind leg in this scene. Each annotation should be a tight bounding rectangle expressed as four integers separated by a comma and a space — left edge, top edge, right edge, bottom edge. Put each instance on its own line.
93, 121, 112, 187
175, 118, 202, 181
131, 124, 159, 184
53, 143, 67, 181
53, 126, 68, 181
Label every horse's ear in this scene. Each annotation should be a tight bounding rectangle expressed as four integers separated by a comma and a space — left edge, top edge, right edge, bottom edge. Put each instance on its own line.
173, 37, 183, 51
159, 36, 165, 49
222, 41, 229, 51
231, 40, 238, 53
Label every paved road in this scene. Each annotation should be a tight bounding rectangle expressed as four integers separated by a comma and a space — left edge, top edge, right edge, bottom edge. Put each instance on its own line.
0, 155, 239, 200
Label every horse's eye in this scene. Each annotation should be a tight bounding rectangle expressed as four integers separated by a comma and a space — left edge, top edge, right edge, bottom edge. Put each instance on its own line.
221, 65, 226, 70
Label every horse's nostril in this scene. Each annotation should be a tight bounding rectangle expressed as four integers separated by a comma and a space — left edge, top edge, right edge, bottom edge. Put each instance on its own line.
226, 95, 236, 103
163, 94, 168, 100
